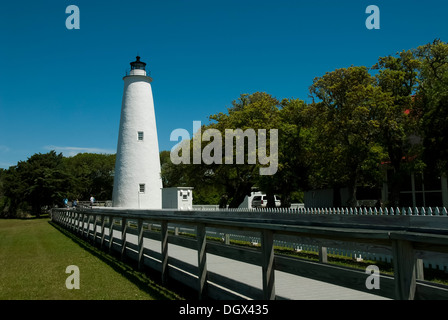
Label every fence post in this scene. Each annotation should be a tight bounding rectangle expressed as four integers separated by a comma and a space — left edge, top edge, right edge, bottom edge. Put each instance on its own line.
225, 233, 230, 245
416, 258, 424, 280
69, 211, 73, 230
80, 213, 84, 234
319, 246, 328, 263
108, 216, 114, 252
76, 212, 81, 234
92, 214, 98, 244
161, 221, 169, 285
67, 212, 74, 232
74, 212, 78, 232
121, 217, 127, 260
80, 213, 85, 235
138, 219, 144, 270
69, 211, 72, 228
66, 212, 73, 231
85, 214, 91, 239
392, 239, 416, 300
100, 215, 106, 248
261, 229, 275, 300
197, 223, 208, 299
74, 211, 78, 232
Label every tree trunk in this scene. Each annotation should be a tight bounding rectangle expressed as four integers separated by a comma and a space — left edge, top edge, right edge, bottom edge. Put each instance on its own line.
346, 171, 358, 208
280, 192, 292, 208
333, 186, 342, 207
347, 184, 358, 208
218, 194, 228, 209
388, 162, 404, 207
389, 172, 402, 207
228, 183, 252, 208
266, 192, 276, 208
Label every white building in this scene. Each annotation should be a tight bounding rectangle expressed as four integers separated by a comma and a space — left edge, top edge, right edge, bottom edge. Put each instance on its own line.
112, 56, 163, 209
162, 187, 194, 210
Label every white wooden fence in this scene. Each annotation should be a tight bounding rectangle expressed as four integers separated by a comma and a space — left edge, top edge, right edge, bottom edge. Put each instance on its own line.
194, 206, 448, 216
51, 206, 448, 300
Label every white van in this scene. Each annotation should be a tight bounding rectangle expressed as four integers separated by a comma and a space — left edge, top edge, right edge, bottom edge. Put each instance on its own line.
251, 194, 281, 208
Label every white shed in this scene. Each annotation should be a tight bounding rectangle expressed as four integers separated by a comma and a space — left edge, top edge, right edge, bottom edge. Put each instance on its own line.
162, 187, 194, 210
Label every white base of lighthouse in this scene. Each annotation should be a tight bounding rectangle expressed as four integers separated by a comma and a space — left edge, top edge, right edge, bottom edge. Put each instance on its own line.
112, 59, 162, 209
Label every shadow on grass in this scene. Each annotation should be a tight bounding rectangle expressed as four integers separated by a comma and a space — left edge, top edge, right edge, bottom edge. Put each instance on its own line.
48, 220, 196, 300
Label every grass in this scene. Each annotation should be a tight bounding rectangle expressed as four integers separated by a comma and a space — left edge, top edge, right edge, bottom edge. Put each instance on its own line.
0, 218, 184, 300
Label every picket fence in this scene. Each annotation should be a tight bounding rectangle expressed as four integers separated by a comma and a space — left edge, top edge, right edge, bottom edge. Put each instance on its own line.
187, 206, 448, 273
195, 206, 448, 216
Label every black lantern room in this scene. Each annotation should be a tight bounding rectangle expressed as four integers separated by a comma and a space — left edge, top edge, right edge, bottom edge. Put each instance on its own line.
130, 56, 146, 71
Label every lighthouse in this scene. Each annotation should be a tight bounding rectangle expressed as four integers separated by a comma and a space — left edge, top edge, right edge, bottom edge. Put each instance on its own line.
112, 56, 163, 209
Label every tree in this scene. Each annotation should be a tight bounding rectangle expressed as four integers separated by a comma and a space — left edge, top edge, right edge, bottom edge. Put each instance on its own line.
0, 152, 116, 217
2, 151, 73, 217
1, 166, 25, 217
372, 50, 423, 206
257, 98, 310, 207
0, 168, 4, 200
64, 153, 116, 201
0, 168, 11, 217
207, 92, 281, 207
413, 39, 448, 177
309, 66, 391, 206
161, 148, 225, 205
164, 92, 282, 208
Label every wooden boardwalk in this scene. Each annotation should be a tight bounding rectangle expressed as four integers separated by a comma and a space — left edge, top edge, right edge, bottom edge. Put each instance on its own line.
52, 208, 448, 300
136, 235, 390, 300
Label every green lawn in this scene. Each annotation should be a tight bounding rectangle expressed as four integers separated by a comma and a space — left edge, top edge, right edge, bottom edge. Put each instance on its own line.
0, 218, 183, 300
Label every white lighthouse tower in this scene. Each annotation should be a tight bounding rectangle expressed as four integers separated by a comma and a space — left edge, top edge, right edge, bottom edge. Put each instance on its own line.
112, 56, 163, 209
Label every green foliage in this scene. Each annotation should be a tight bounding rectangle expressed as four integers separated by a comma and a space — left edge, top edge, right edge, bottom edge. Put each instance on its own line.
413, 39, 448, 176
0, 151, 115, 218
161, 39, 448, 208
1, 151, 72, 217
372, 49, 423, 206
163, 92, 294, 207
308, 66, 392, 206
257, 98, 310, 207
63, 153, 116, 201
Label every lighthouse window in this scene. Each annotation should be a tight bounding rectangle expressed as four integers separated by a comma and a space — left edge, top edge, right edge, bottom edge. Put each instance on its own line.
138, 131, 144, 141
139, 184, 146, 193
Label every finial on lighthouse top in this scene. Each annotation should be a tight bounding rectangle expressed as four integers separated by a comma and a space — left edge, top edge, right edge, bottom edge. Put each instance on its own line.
128, 56, 150, 77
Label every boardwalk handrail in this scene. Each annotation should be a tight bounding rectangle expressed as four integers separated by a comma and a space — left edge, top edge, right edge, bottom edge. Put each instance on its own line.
50, 207, 448, 300
194, 206, 448, 216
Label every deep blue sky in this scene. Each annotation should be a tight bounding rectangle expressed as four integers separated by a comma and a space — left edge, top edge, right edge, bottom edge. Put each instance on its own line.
0, 0, 447, 168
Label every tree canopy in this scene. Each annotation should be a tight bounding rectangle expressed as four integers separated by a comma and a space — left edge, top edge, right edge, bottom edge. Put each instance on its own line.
162, 40, 448, 208
0, 152, 115, 218
1, 40, 447, 215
